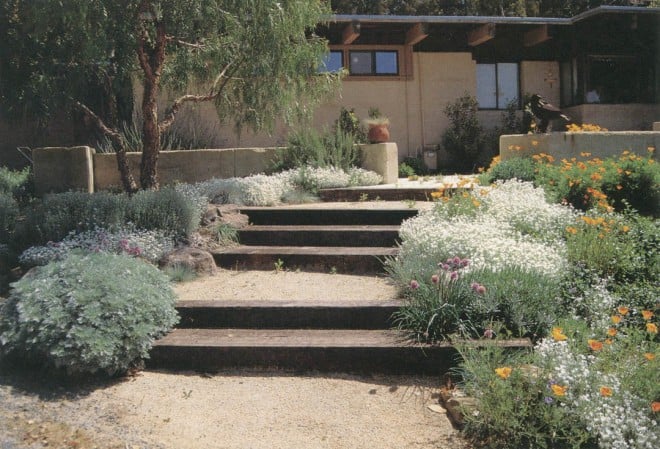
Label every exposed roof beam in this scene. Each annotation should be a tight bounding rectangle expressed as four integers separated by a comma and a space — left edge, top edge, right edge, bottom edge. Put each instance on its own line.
468, 23, 496, 46
342, 20, 361, 45
524, 24, 551, 47
405, 23, 429, 45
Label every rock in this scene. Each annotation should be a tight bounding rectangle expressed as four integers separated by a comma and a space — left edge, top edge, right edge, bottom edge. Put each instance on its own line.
202, 205, 249, 229
160, 247, 216, 276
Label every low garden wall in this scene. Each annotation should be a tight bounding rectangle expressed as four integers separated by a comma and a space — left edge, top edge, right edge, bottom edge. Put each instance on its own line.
33, 143, 398, 195
500, 131, 659, 162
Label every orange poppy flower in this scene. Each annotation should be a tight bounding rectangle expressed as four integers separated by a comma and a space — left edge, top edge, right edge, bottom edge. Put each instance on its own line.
552, 327, 568, 341
495, 367, 512, 379
607, 328, 617, 337
642, 310, 654, 320
644, 353, 655, 361
588, 339, 603, 351
599, 386, 613, 397
617, 306, 629, 315
647, 323, 658, 334
551, 384, 568, 397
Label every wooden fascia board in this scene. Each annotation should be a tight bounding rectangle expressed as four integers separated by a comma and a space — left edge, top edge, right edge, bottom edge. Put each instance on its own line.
468, 23, 496, 47
524, 24, 551, 47
405, 23, 428, 46
342, 21, 361, 45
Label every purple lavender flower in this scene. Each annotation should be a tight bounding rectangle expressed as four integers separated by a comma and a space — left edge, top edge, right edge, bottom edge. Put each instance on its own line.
544, 396, 554, 405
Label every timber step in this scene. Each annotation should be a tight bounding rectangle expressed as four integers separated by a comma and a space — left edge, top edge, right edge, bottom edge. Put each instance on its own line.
148, 329, 532, 375
176, 299, 403, 330
212, 246, 397, 274
319, 188, 439, 202
237, 225, 401, 247
238, 207, 418, 226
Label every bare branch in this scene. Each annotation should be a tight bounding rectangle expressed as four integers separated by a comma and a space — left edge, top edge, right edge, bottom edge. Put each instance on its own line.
74, 102, 138, 193
166, 36, 206, 50
159, 61, 240, 133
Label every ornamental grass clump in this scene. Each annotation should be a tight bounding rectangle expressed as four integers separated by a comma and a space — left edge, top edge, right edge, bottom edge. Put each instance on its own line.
393, 258, 561, 342
0, 253, 179, 376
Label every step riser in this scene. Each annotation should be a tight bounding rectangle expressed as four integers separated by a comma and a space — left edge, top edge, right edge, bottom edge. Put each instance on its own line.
319, 190, 438, 202
237, 230, 400, 247
240, 209, 417, 226
176, 306, 399, 330
148, 346, 460, 375
213, 253, 389, 274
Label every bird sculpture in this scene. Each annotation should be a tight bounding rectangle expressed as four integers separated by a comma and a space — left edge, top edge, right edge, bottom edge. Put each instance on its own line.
528, 94, 570, 133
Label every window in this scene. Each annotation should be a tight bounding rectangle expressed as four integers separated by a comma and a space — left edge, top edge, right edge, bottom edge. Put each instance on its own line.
560, 59, 578, 107
319, 50, 343, 73
586, 55, 642, 104
349, 50, 398, 76
476, 63, 519, 109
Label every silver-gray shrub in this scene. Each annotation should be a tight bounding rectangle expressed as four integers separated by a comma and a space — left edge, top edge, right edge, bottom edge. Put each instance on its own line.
19, 226, 175, 267
0, 253, 179, 376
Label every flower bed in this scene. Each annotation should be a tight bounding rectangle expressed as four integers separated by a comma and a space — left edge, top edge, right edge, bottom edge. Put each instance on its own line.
390, 157, 658, 447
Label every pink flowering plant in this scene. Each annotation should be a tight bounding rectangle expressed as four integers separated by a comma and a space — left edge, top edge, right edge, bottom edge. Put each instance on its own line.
393, 257, 560, 342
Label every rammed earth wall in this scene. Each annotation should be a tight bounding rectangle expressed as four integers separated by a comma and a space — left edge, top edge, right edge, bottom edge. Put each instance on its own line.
500, 132, 659, 162
32, 143, 396, 195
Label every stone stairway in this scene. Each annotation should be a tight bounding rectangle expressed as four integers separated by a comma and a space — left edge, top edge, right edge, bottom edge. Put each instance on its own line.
210, 207, 417, 274
149, 202, 530, 374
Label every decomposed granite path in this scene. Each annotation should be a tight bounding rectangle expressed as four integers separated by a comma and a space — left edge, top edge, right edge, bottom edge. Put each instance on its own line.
0, 270, 468, 449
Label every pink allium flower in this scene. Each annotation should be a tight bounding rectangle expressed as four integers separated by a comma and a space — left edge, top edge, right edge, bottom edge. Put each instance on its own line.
450, 271, 459, 281
483, 328, 495, 339
477, 285, 486, 295
431, 274, 439, 284
410, 280, 420, 290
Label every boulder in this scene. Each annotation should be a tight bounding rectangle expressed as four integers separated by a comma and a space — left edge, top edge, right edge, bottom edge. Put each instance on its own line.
202, 204, 249, 229
160, 247, 216, 276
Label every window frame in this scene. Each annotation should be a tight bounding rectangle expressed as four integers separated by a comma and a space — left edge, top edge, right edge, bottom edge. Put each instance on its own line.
318, 50, 344, 74
476, 62, 521, 110
328, 45, 411, 81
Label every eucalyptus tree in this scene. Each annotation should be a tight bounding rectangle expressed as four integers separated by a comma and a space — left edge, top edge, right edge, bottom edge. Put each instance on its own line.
0, 0, 339, 191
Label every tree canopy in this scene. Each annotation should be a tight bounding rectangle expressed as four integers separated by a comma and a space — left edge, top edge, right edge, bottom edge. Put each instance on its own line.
1, 0, 339, 191
330, 0, 660, 16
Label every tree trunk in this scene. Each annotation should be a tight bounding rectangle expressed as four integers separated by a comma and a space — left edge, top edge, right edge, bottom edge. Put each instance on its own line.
140, 78, 160, 190
136, 0, 166, 190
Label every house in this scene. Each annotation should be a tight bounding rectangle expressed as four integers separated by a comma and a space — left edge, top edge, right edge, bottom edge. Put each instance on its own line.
1, 6, 657, 169
309, 5, 659, 165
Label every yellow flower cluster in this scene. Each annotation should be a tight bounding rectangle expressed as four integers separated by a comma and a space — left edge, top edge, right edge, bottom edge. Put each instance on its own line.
566, 123, 608, 132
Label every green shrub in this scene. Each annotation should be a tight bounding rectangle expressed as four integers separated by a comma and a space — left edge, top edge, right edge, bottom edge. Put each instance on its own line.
479, 157, 536, 184
0, 253, 179, 376
401, 156, 429, 176
0, 166, 32, 200
276, 127, 360, 172
441, 94, 485, 172
333, 107, 366, 144
398, 162, 416, 178
16, 188, 202, 248
565, 211, 659, 286
457, 343, 595, 449
0, 193, 19, 244
16, 191, 129, 247
127, 187, 201, 238
535, 152, 660, 215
